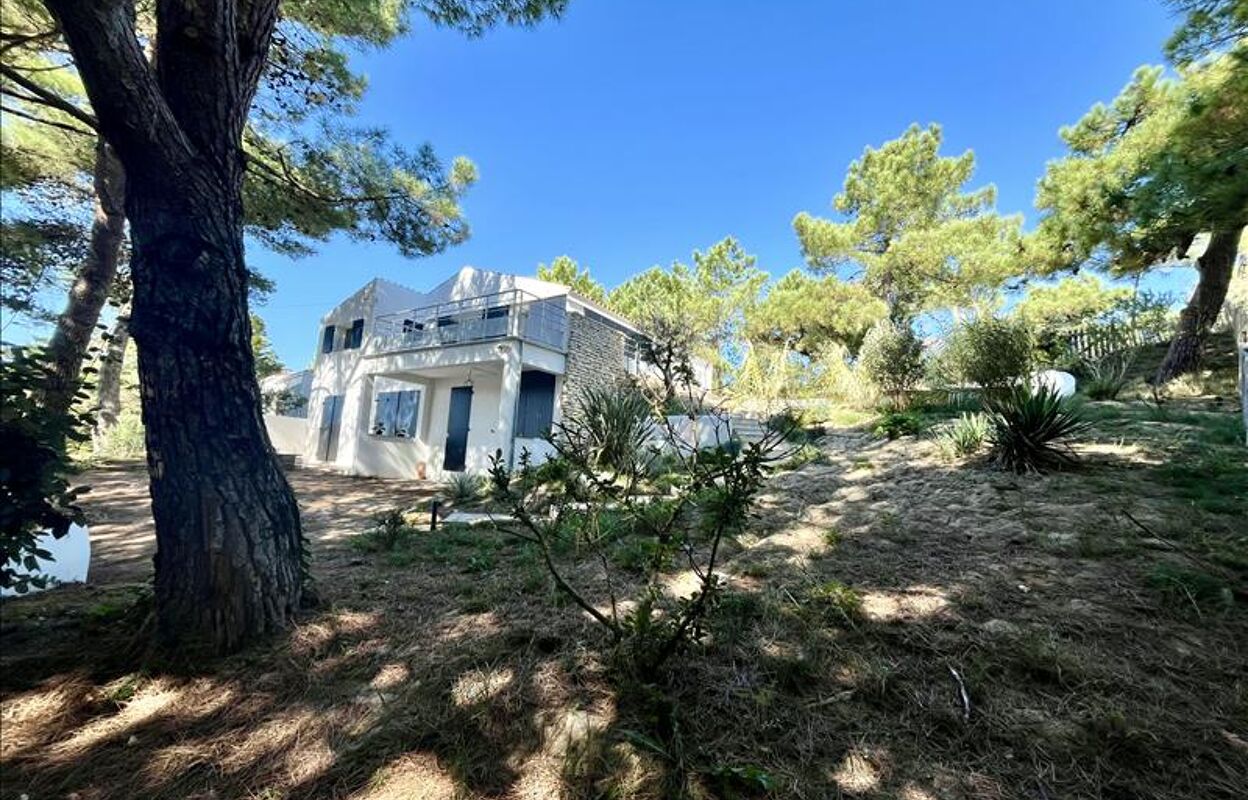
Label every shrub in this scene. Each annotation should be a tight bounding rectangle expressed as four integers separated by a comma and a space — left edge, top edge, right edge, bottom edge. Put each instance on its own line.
937, 316, 1034, 394
486, 337, 786, 680
873, 410, 924, 440
567, 386, 655, 474
1, 348, 92, 594
1081, 349, 1136, 400
355, 507, 417, 552
986, 385, 1090, 473
858, 320, 924, 406
937, 412, 990, 457
442, 472, 486, 504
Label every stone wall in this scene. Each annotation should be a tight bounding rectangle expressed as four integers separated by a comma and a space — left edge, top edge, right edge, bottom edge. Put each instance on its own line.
561, 310, 629, 412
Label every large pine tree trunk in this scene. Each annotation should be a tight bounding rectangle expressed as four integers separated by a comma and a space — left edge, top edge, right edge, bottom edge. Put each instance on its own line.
126, 178, 303, 654
1155, 227, 1242, 383
93, 311, 129, 449
45, 0, 301, 654
40, 139, 126, 420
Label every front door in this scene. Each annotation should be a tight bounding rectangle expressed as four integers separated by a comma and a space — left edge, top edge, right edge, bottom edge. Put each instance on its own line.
317, 394, 344, 462
443, 386, 473, 472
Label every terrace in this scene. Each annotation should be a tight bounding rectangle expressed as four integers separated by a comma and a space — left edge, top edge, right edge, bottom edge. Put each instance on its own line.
371, 289, 569, 355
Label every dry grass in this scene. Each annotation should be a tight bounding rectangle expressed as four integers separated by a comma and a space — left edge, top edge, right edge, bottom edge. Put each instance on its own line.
1, 392, 1245, 799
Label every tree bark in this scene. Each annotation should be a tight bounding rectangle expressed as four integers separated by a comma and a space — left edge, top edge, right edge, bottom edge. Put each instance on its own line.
45, 0, 302, 654
1155, 227, 1242, 383
93, 310, 129, 448
40, 139, 126, 420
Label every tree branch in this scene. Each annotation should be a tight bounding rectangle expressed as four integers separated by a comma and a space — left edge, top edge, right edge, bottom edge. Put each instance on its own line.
0, 102, 94, 136
0, 63, 96, 129
40, 0, 194, 185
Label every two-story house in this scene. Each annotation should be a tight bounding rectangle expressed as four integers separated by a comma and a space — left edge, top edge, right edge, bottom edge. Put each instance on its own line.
267, 266, 709, 479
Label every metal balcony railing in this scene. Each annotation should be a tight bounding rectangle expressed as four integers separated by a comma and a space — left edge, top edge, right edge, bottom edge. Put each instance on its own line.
371, 290, 569, 354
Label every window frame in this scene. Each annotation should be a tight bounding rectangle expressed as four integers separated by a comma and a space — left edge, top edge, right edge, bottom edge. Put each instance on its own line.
345, 318, 365, 350
370, 387, 422, 440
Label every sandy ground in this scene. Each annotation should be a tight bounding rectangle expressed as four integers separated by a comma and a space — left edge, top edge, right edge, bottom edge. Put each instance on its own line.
77, 462, 440, 585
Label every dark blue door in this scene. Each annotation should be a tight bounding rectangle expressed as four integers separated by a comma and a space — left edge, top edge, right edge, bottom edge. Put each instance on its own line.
443, 386, 473, 471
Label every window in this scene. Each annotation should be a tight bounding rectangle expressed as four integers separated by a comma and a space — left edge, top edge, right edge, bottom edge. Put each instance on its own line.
371, 388, 421, 438
321, 326, 336, 354
515, 371, 556, 438
345, 318, 364, 349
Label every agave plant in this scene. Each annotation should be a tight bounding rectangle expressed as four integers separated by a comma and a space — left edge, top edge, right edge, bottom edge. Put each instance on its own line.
986, 385, 1090, 473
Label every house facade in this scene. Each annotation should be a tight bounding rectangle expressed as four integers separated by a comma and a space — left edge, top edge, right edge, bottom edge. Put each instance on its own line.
266, 267, 705, 479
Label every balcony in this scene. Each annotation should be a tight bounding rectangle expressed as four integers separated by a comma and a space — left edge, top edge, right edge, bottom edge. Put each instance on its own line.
371, 289, 569, 355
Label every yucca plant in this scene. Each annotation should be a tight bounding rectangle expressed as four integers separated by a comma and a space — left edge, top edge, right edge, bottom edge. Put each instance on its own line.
938, 412, 990, 457
567, 386, 655, 473
986, 385, 1090, 473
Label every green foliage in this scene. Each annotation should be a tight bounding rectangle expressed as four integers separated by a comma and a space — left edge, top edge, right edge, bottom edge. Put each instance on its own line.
0, 217, 87, 323
0, 347, 91, 593
1014, 275, 1132, 332
986, 385, 1091, 473
1080, 350, 1137, 400
354, 507, 419, 553
1146, 563, 1234, 613
705, 764, 775, 797
565, 386, 655, 474
250, 313, 284, 379
442, 472, 487, 504
806, 580, 863, 623
873, 410, 924, 440
936, 412, 991, 457
485, 336, 784, 679
536, 255, 607, 303
744, 269, 886, 357
935, 316, 1034, 394
1033, 53, 1247, 275
857, 320, 925, 404
609, 236, 766, 377
1164, 0, 1248, 65
794, 123, 1024, 318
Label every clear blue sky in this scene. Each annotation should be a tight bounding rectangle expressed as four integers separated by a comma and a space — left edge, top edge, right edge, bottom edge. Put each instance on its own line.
243, 2, 1186, 365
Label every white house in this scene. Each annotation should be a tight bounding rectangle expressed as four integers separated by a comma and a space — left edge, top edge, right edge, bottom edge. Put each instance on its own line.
265, 267, 711, 479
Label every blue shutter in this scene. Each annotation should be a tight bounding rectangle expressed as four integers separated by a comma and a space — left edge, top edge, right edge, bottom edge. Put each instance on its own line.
516, 371, 556, 437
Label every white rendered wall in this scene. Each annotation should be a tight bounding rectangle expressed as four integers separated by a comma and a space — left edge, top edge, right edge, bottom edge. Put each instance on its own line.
264, 414, 309, 454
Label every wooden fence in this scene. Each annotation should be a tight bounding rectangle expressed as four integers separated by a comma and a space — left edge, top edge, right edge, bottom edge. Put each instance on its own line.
1062, 323, 1167, 361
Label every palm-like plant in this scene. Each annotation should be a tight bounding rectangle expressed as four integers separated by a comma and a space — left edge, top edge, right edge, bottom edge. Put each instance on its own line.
986, 385, 1090, 473
567, 386, 655, 473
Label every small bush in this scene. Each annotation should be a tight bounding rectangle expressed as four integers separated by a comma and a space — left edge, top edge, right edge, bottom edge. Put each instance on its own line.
937, 412, 990, 457
936, 316, 1034, 394
873, 410, 924, 440
1081, 349, 1136, 400
355, 507, 417, 552
858, 320, 924, 406
1, 348, 92, 594
986, 385, 1090, 473
442, 472, 487, 504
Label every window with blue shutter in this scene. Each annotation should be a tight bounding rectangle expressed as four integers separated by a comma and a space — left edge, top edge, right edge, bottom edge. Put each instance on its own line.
346, 318, 364, 349
515, 371, 556, 438
371, 388, 421, 438
321, 326, 336, 353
